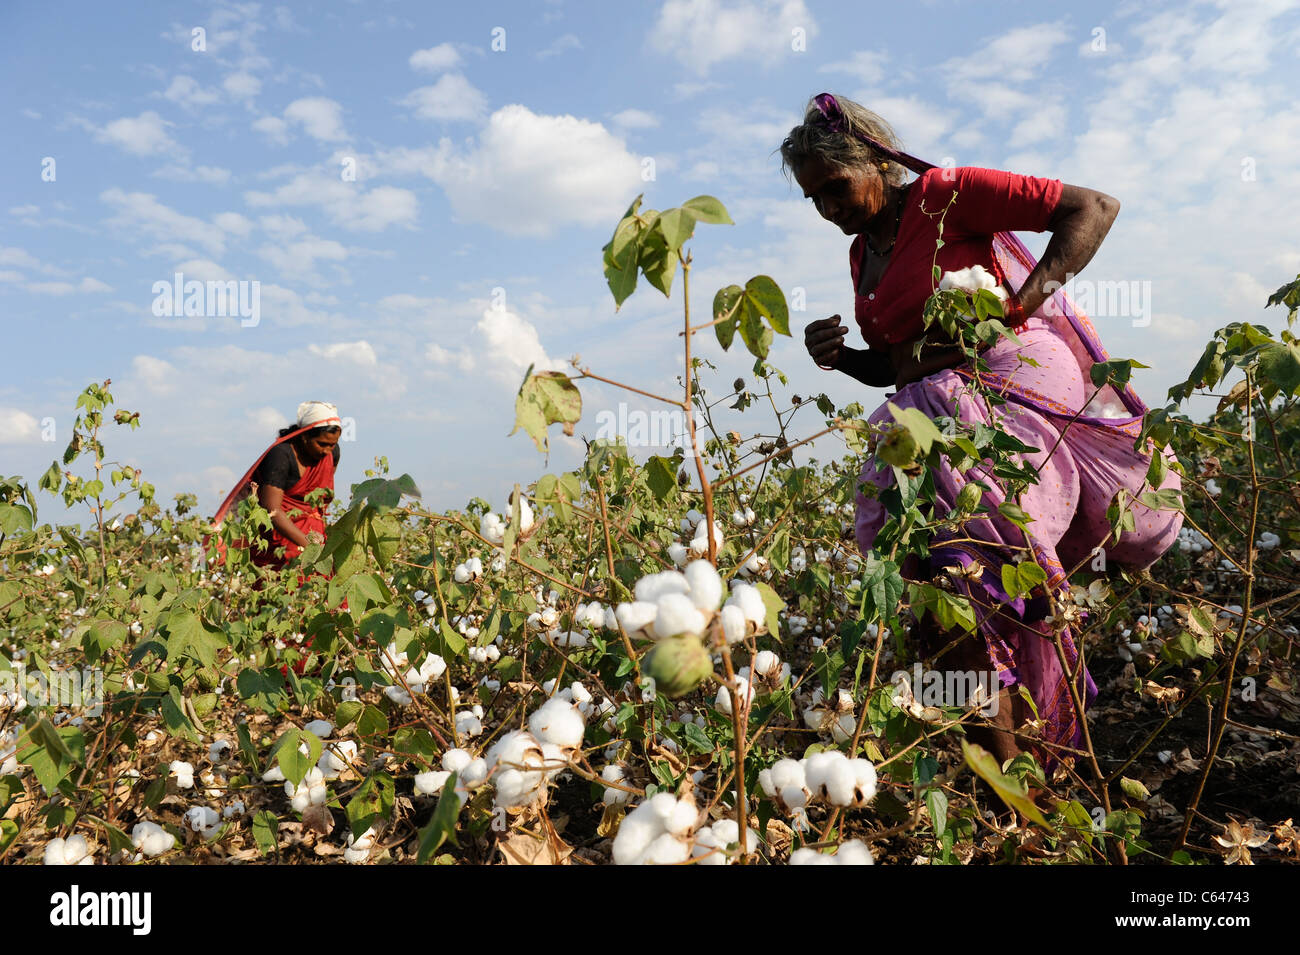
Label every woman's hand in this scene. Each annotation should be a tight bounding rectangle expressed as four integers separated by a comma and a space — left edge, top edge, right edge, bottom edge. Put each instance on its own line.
804, 315, 849, 369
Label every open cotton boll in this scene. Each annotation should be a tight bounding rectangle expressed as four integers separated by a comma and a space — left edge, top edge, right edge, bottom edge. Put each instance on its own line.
303, 719, 333, 739
612, 811, 660, 865
601, 763, 632, 806
184, 806, 222, 839
528, 697, 587, 751
727, 583, 767, 627
690, 520, 725, 555
131, 821, 175, 858
223, 800, 245, 819
207, 739, 231, 763
752, 650, 780, 677
642, 832, 692, 865
286, 767, 328, 812
849, 759, 877, 803
43, 835, 94, 866
719, 604, 747, 645
803, 751, 845, 799
635, 570, 690, 603
480, 512, 506, 545
343, 826, 376, 864
664, 797, 699, 837
683, 560, 723, 611
169, 760, 195, 789
318, 740, 358, 780
714, 676, 753, 716
822, 758, 859, 807
681, 509, 705, 534
652, 592, 707, 640
615, 601, 658, 637
414, 769, 451, 796
384, 685, 414, 705
261, 765, 286, 783
455, 711, 484, 737
770, 758, 807, 795
667, 542, 689, 568
460, 758, 489, 787
442, 748, 472, 774
834, 840, 876, 865
790, 846, 835, 865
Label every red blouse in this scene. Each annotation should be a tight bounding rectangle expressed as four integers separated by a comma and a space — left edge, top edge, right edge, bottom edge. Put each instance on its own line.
851, 166, 1063, 350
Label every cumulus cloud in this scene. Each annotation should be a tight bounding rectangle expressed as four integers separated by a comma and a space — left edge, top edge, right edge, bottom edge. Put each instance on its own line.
252, 115, 290, 145
414, 104, 643, 236
283, 97, 348, 142
132, 355, 180, 395
162, 75, 221, 109
92, 111, 179, 156
245, 171, 419, 232
426, 342, 476, 372
401, 73, 488, 122
258, 235, 348, 282
409, 43, 461, 72
610, 108, 660, 129
475, 306, 565, 385
308, 340, 379, 366
223, 71, 262, 99
0, 407, 41, 444
154, 164, 232, 184
649, 0, 817, 75
101, 189, 232, 255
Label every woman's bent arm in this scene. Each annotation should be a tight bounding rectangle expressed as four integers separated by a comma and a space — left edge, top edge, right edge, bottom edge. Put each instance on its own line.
258, 484, 310, 548
1014, 183, 1120, 317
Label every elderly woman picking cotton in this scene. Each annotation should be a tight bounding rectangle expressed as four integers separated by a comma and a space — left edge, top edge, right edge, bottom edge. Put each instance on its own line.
781, 93, 1184, 768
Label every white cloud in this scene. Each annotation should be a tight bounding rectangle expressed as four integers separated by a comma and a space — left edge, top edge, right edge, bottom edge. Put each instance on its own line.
476, 307, 564, 385
154, 164, 232, 184
252, 115, 290, 145
101, 188, 228, 255
380, 293, 435, 309
817, 50, 889, 85
247, 405, 290, 434
223, 71, 262, 99
93, 111, 179, 156
409, 43, 461, 72
245, 171, 419, 232
80, 277, 112, 292
414, 104, 642, 236
943, 22, 1071, 84
25, 281, 77, 295
258, 214, 309, 240
538, 33, 582, 59
649, 0, 817, 75
425, 342, 476, 372
610, 108, 660, 129
401, 73, 488, 122
132, 355, 179, 395
308, 340, 378, 366
213, 212, 254, 237
283, 97, 348, 142
162, 75, 221, 109
259, 235, 348, 281
9, 205, 39, 217
0, 407, 41, 444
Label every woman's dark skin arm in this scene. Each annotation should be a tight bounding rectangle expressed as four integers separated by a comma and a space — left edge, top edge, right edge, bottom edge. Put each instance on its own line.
807, 184, 1121, 391
257, 483, 311, 548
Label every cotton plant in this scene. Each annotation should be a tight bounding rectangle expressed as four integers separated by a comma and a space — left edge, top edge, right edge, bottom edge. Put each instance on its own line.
130, 820, 176, 859
453, 557, 484, 583
344, 825, 378, 864
318, 739, 359, 780
789, 839, 875, 865
692, 818, 762, 865
485, 729, 570, 810
286, 767, 328, 812
611, 791, 702, 865
802, 687, 858, 743
758, 751, 877, 835
1177, 527, 1213, 554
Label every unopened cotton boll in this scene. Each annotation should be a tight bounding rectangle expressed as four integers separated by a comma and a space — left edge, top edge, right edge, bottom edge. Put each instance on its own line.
43, 835, 94, 866
528, 697, 586, 751
683, 559, 723, 611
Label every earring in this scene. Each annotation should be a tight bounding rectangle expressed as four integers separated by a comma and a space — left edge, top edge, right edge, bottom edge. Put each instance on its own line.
880, 161, 889, 170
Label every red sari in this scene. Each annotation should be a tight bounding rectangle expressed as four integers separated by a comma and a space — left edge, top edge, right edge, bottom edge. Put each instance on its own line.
208, 426, 336, 569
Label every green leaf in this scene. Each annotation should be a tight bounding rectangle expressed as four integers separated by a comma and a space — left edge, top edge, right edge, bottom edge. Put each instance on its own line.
437, 618, 468, 660
1119, 776, 1151, 801
1257, 342, 1300, 397
347, 771, 395, 839
887, 402, 945, 455
961, 740, 1051, 829
681, 195, 733, 224
252, 810, 279, 857
417, 771, 462, 862
743, 275, 790, 337
926, 788, 948, 838
644, 455, 679, 503
753, 580, 786, 638
713, 285, 743, 350
273, 729, 312, 786
655, 207, 697, 252
511, 367, 583, 454
357, 705, 390, 740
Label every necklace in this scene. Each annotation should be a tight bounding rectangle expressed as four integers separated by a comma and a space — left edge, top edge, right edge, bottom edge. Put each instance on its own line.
863, 184, 908, 257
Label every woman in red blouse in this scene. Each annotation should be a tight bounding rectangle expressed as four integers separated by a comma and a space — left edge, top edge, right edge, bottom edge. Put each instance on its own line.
781, 93, 1183, 768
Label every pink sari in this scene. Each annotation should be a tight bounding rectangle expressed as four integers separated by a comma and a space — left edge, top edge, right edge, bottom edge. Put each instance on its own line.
843, 136, 1184, 761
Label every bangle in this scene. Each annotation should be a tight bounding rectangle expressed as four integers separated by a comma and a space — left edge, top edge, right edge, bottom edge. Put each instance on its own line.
1003, 294, 1028, 330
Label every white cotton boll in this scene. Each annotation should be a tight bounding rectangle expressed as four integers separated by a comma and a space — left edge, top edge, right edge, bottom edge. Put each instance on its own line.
318, 740, 358, 779
570, 682, 592, 707
515, 498, 535, 532
635, 570, 690, 603
752, 650, 780, 677
790, 552, 807, 573
728, 583, 766, 627
261, 765, 286, 783
681, 510, 704, 535
455, 711, 484, 737
548, 629, 589, 649
823, 759, 858, 807
207, 740, 231, 763
44, 835, 94, 866
647, 791, 680, 825
684, 560, 724, 611
414, 769, 451, 796
416, 654, 447, 684
849, 759, 877, 803
286, 767, 327, 812
692, 826, 729, 865
480, 512, 506, 544
643, 832, 691, 865
169, 760, 194, 789
1257, 531, 1280, 550
528, 697, 587, 751
303, 719, 333, 739
665, 798, 698, 837
667, 542, 689, 568
758, 768, 776, 797
453, 563, 471, 583
441, 748, 472, 774
615, 601, 658, 637
131, 821, 175, 858
731, 510, 747, 526
780, 784, 809, 810
790, 847, 834, 865
539, 606, 560, 629
835, 840, 876, 865
601, 764, 632, 806
184, 806, 222, 839
770, 758, 806, 794
343, 826, 375, 864
612, 812, 659, 865
384, 685, 413, 705
460, 758, 489, 787
1205, 479, 1221, 497
714, 676, 752, 716
413, 590, 428, 603
719, 604, 747, 645
803, 751, 844, 798
223, 800, 245, 819
690, 520, 724, 556
831, 711, 857, 744
652, 592, 707, 639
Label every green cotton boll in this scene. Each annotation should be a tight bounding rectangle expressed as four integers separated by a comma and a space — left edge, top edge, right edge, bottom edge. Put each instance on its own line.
643, 634, 714, 699
955, 482, 983, 513
875, 426, 919, 469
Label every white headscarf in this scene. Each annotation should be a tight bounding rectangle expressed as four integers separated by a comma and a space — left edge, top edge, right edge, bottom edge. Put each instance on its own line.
296, 401, 341, 430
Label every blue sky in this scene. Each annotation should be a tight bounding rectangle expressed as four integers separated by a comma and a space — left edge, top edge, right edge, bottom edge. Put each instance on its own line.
2, 0, 1299, 521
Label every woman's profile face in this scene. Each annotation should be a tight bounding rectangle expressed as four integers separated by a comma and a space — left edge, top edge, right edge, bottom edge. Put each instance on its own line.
794, 154, 884, 235
299, 429, 339, 463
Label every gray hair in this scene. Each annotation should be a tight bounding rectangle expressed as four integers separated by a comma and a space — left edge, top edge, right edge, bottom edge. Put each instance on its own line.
778, 93, 908, 187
